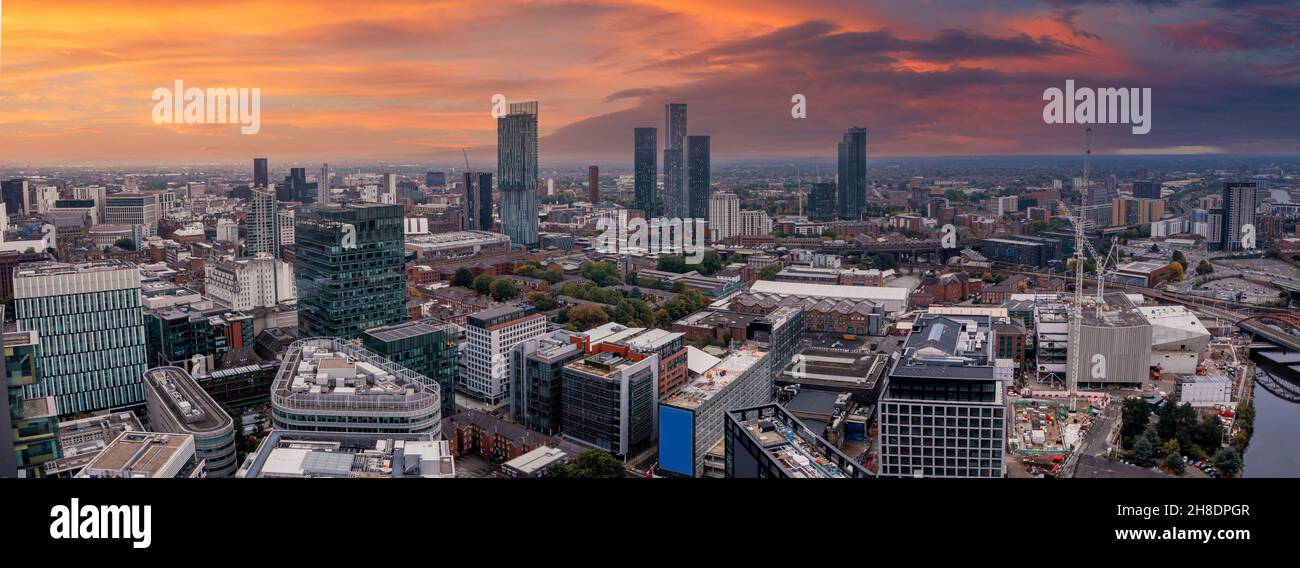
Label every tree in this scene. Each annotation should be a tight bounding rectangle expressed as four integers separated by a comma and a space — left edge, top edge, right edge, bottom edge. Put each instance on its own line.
1196, 260, 1213, 275
543, 449, 625, 478
1160, 438, 1181, 458
1214, 447, 1242, 477
698, 251, 722, 276
526, 292, 558, 311
567, 304, 609, 331
1163, 452, 1186, 475
1149, 243, 1160, 253
1167, 261, 1185, 282
759, 263, 782, 281
580, 261, 622, 287
1133, 435, 1157, 467
452, 268, 474, 288
113, 238, 136, 251
1156, 400, 1179, 441
1120, 398, 1152, 450
489, 279, 519, 301
472, 275, 495, 296
1191, 414, 1223, 451
656, 255, 690, 274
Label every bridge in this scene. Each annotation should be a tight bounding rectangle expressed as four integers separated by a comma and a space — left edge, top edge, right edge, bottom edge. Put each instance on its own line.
1255, 369, 1300, 403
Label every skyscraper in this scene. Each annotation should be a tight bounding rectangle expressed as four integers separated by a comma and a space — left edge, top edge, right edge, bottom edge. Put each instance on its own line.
254, 158, 269, 188
809, 182, 837, 221
1220, 181, 1258, 251
296, 203, 407, 339
837, 127, 867, 220
708, 192, 739, 243
634, 128, 658, 216
319, 163, 330, 204
664, 103, 688, 218
2, 178, 28, 216
498, 101, 540, 248
280, 167, 309, 203
15, 261, 148, 415
362, 320, 461, 418
588, 165, 600, 203
246, 187, 278, 257
464, 172, 494, 231
687, 135, 711, 219
1132, 180, 1161, 200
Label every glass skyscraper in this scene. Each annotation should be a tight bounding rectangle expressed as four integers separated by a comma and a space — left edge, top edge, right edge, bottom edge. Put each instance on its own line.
1219, 181, 1257, 251
687, 135, 711, 219
362, 320, 461, 417
837, 127, 867, 220
246, 187, 278, 256
14, 261, 148, 415
663, 103, 688, 218
464, 171, 493, 231
809, 182, 837, 221
295, 202, 407, 339
498, 101, 540, 248
634, 127, 658, 217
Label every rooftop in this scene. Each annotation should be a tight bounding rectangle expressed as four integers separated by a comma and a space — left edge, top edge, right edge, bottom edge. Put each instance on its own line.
664, 346, 767, 409
749, 280, 908, 303
79, 432, 194, 478
273, 338, 438, 415
238, 430, 455, 478
143, 367, 232, 433
730, 405, 866, 478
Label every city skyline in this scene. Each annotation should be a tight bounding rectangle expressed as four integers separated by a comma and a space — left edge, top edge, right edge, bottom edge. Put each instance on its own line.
1, 1, 1298, 165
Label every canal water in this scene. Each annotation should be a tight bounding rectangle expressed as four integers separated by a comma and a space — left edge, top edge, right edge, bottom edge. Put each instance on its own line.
1244, 352, 1300, 478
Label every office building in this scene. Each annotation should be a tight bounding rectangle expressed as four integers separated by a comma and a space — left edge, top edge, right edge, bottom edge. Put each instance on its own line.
145, 304, 254, 370
254, 158, 269, 188
2, 178, 29, 216
663, 103, 688, 218
498, 101, 540, 248
42, 412, 142, 478
2, 327, 60, 477
739, 210, 772, 237
14, 261, 147, 415
405, 230, 510, 261
237, 430, 454, 478
588, 165, 600, 203
879, 313, 1005, 478
837, 127, 867, 220
687, 135, 710, 219
1220, 181, 1257, 251
1139, 305, 1210, 375
77, 431, 203, 478
510, 333, 583, 435
463, 304, 548, 406
464, 172, 493, 231
1066, 293, 1153, 388
659, 346, 773, 477
103, 192, 159, 236
1132, 180, 1161, 200
502, 445, 570, 478
362, 320, 460, 417
206, 255, 295, 311
296, 203, 407, 340
724, 403, 870, 478
621, 328, 688, 398
708, 192, 740, 242
319, 163, 330, 204
634, 128, 658, 216
562, 351, 658, 458
142, 367, 237, 477
426, 171, 446, 188
271, 338, 442, 435
809, 182, 837, 221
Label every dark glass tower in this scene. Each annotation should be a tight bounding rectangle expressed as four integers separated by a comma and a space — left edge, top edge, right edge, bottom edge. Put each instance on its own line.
687, 135, 710, 219
498, 101, 540, 248
809, 182, 837, 221
634, 127, 658, 216
464, 172, 493, 231
363, 321, 460, 417
588, 165, 600, 204
254, 158, 269, 188
1220, 181, 1257, 251
296, 203, 407, 339
836, 127, 867, 220
664, 103, 688, 218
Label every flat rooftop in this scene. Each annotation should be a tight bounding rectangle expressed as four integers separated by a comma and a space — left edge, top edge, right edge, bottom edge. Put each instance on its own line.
80, 432, 193, 478
240, 430, 453, 478
664, 347, 767, 410
733, 408, 861, 478
143, 367, 232, 433
273, 339, 437, 413
749, 280, 908, 303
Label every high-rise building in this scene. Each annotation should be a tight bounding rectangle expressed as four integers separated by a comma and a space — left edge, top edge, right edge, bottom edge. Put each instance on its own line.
878, 313, 1005, 478
588, 165, 600, 203
463, 304, 548, 406
14, 261, 148, 415
362, 320, 460, 417
809, 182, 837, 221
563, 351, 658, 458
687, 135, 711, 219
254, 158, 269, 188
464, 172, 493, 231
205, 256, 295, 311
1219, 181, 1257, 251
663, 104, 689, 218
319, 163, 330, 204
708, 192, 740, 243
296, 203, 407, 339
1132, 180, 1161, 200
77, 432, 203, 478
246, 187, 278, 256
279, 167, 309, 203
634, 128, 658, 216
2, 178, 28, 216
724, 403, 870, 478
739, 210, 773, 237
498, 101, 540, 248
836, 127, 867, 220
142, 367, 237, 477
659, 346, 772, 477
510, 333, 583, 435
103, 192, 160, 236
425, 171, 446, 188
2, 324, 60, 477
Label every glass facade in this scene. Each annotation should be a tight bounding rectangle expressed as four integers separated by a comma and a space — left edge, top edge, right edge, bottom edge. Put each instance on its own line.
498, 101, 539, 248
362, 321, 460, 417
5, 333, 60, 475
634, 128, 658, 216
295, 203, 407, 340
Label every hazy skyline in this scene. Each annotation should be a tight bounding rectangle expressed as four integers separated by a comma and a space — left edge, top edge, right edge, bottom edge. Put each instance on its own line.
1, 0, 1298, 165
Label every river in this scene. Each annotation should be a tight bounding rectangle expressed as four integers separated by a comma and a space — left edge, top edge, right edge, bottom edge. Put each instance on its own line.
1243, 354, 1300, 478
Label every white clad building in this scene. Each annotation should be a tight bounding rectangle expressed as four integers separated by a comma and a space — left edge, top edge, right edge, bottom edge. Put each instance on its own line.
462, 304, 549, 406
708, 192, 740, 243
205, 255, 296, 311
739, 210, 773, 237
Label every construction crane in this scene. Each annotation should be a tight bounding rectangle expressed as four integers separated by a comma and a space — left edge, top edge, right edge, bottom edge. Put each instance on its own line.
462, 148, 471, 172
1058, 126, 1113, 397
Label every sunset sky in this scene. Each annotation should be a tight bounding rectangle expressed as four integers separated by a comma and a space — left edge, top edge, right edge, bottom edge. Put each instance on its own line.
1, 0, 1298, 165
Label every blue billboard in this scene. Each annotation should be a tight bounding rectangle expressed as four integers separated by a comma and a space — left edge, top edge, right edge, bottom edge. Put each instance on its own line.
658, 405, 694, 476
